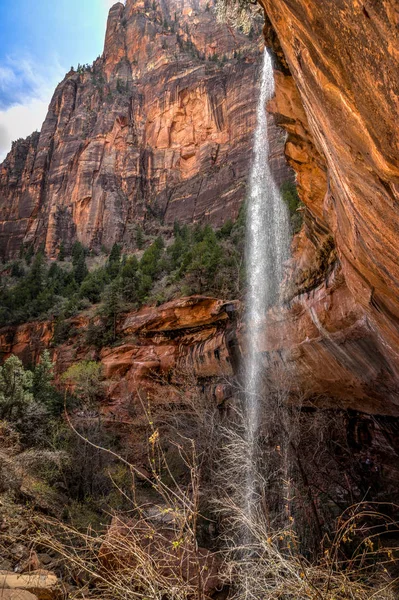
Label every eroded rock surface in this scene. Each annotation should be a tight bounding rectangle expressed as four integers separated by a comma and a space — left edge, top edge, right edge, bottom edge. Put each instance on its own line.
246, 266, 399, 415
260, 0, 399, 390
0, 0, 290, 260
0, 297, 238, 431
2, 288, 399, 416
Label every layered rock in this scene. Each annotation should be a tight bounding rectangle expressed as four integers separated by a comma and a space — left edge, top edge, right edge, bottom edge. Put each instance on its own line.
246, 265, 399, 415
259, 0, 399, 399
0, 0, 290, 260
0, 296, 238, 425
2, 287, 399, 416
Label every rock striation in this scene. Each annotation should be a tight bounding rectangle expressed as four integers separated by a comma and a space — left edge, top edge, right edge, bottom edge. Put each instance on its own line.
2, 288, 399, 417
0, 296, 238, 422
257, 0, 399, 413
0, 0, 290, 260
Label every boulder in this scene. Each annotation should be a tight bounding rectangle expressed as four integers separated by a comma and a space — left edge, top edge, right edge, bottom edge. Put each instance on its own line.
0, 570, 61, 600
0, 592, 38, 600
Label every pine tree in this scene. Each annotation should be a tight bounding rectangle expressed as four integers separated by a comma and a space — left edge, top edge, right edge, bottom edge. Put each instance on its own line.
107, 243, 122, 279
0, 355, 33, 421
72, 241, 85, 266
73, 253, 89, 285
101, 281, 123, 342
58, 242, 66, 261
79, 267, 108, 303
120, 256, 141, 303
32, 351, 63, 414
26, 252, 46, 298
140, 237, 165, 280
135, 225, 145, 250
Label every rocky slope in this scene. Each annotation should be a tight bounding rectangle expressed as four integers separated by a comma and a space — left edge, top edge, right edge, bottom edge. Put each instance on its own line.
1, 283, 398, 419
0, 0, 289, 260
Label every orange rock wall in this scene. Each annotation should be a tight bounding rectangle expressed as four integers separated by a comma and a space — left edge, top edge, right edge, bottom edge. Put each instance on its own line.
0, 297, 238, 424
0, 0, 291, 259
261, 0, 399, 374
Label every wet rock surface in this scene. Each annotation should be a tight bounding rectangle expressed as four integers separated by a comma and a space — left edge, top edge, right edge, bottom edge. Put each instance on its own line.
260, 0, 399, 403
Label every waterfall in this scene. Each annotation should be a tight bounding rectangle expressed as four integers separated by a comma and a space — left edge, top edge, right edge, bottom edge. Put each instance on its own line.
244, 48, 290, 527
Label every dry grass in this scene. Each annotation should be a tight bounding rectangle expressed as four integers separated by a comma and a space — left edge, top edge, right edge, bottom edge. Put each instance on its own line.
3, 381, 398, 600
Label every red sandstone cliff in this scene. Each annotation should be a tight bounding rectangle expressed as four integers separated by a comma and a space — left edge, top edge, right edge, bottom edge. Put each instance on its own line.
250, 0, 399, 414
0, 0, 289, 260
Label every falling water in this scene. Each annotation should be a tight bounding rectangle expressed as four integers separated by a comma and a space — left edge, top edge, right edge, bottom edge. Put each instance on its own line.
244, 48, 290, 525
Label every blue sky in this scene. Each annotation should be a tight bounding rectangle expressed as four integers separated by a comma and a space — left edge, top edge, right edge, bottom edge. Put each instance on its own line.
0, 0, 119, 161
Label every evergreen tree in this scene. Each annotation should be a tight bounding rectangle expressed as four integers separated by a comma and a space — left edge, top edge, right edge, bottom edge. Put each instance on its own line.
101, 281, 123, 343
73, 253, 89, 285
10, 261, 25, 278
26, 252, 46, 299
184, 227, 222, 290
135, 225, 145, 250
58, 242, 66, 261
0, 355, 33, 421
120, 255, 141, 303
32, 350, 63, 414
79, 267, 108, 303
173, 220, 181, 238
48, 262, 73, 296
107, 243, 122, 279
219, 219, 234, 238
140, 236, 164, 280
24, 244, 34, 265
71, 241, 86, 266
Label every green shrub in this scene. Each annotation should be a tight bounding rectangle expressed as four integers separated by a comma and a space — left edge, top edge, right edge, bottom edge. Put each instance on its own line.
0, 355, 33, 422
61, 361, 103, 406
80, 268, 109, 303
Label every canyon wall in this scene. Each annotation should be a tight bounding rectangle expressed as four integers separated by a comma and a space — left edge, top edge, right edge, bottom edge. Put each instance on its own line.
0, 0, 289, 260
256, 0, 399, 414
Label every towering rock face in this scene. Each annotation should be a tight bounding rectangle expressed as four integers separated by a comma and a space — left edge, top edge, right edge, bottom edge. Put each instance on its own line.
254, 0, 399, 413
0, 0, 289, 260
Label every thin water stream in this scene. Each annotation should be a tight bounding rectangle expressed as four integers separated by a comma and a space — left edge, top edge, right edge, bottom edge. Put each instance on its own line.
244, 47, 290, 530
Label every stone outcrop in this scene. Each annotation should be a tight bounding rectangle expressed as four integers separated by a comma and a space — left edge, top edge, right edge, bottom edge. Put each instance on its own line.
2, 287, 399, 416
0, 297, 238, 431
259, 0, 399, 409
0, 0, 290, 260
0, 571, 61, 600
246, 265, 399, 415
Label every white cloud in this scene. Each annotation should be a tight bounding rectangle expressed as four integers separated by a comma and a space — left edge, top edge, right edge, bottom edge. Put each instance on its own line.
0, 56, 64, 163
0, 98, 49, 161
